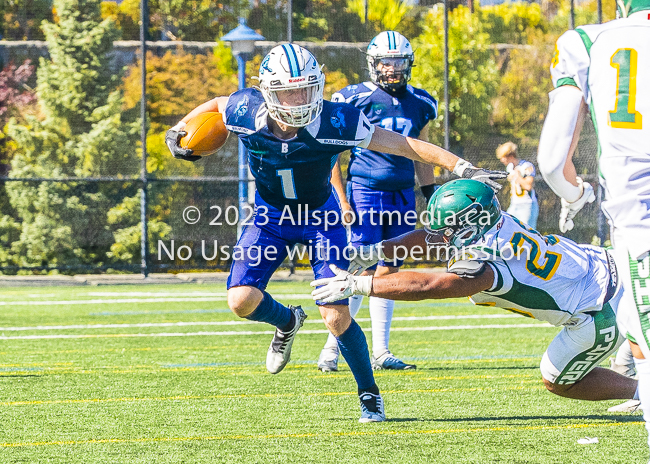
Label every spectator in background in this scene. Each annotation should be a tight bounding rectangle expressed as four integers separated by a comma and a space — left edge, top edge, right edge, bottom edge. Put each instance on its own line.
497, 142, 539, 229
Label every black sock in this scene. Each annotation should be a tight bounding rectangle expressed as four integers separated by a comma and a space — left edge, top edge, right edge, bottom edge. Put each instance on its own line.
358, 384, 380, 396
280, 312, 296, 332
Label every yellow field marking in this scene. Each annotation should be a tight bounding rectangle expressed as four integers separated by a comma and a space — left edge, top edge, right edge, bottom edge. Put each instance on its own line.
315, 372, 535, 381
421, 373, 536, 381
0, 421, 642, 448
0, 385, 544, 407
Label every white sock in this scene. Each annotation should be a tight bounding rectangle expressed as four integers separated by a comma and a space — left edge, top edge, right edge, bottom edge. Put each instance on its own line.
322, 295, 364, 353
615, 341, 635, 368
634, 357, 650, 449
369, 296, 395, 358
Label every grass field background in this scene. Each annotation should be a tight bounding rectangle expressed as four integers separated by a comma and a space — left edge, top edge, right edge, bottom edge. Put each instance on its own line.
0, 282, 646, 463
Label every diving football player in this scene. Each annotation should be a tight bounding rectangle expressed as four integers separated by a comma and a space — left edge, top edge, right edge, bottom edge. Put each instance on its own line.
312, 179, 639, 404
166, 44, 505, 423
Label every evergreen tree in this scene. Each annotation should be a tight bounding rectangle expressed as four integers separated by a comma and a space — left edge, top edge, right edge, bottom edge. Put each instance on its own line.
5, 0, 142, 270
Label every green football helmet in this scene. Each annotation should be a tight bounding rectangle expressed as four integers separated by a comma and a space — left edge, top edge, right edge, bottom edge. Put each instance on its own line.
616, 0, 650, 17
426, 179, 501, 248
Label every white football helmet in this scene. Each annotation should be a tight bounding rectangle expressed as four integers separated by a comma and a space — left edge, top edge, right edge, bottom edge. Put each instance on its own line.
367, 31, 414, 92
257, 44, 325, 128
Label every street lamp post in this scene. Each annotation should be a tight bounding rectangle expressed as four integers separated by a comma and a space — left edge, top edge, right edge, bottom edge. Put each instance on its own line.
222, 22, 265, 238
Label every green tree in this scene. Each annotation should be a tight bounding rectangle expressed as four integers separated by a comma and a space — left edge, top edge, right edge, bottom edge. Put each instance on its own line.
248, 0, 368, 42
102, 0, 245, 41
4, 0, 144, 270
347, 0, 412, 31
1, 0, 53, 40
411, 5, 499, 148
479, 2, 547, 45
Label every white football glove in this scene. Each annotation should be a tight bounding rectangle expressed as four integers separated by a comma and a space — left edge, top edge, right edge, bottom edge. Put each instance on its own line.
311, 264, 373, 304
559, 177, 595, 233
347, 242, 386, 276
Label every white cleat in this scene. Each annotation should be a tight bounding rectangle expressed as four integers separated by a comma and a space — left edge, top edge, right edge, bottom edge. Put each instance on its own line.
266, 305, 307, 374
371, 351, 417, 370
358, 391, 386, 423
317, 348, 339, 372
608, 399, 642, 413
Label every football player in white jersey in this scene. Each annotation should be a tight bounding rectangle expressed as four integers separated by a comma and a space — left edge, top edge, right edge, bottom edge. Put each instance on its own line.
310, 179, 639, 403
536, 0, 650, 445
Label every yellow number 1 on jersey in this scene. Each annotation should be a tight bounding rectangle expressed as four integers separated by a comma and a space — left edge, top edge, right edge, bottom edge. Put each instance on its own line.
609, 48, 643, 129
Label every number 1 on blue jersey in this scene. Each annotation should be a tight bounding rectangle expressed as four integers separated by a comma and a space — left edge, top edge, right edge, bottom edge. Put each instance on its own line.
277, 169, 297, 199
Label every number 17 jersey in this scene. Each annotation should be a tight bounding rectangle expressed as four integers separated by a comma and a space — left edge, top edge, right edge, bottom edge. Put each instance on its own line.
551, 13, 650, 259
332, 83, 437, 191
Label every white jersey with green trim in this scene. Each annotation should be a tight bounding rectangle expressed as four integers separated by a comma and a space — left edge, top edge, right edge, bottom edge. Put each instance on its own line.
456, 214, 612, 326
550, 13, 650, 259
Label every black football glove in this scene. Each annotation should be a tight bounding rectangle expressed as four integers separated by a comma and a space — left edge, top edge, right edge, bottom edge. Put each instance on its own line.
165, 129, 202, 162
461, 166, 507, 192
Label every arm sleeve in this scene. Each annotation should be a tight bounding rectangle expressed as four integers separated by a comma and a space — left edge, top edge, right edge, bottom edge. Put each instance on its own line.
537, 86, 585, 202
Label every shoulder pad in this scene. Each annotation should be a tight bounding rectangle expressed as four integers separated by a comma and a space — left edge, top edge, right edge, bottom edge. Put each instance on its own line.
224, 88, 266, 134
412, 88, 438, 118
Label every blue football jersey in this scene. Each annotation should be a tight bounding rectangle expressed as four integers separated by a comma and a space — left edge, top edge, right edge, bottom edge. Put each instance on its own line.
332, 82, 437, 191
224, 88, 374, 211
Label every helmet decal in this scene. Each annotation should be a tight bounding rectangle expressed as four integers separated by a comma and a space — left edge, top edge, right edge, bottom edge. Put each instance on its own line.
281, 43, 301, 78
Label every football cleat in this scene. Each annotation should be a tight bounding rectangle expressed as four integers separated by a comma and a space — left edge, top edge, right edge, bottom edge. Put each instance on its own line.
266, 305, 307, 374
317, 347, 339, 372
371, 351, 417, 370
359, 391, 386, 423
607, 399, 642, 413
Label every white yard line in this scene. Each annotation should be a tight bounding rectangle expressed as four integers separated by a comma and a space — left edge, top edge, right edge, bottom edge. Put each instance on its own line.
0, 297, 228, 306
0, 314, 520, 332
0, 295, 318, 306
0, 323, 552, 340
85, 292, 229, 297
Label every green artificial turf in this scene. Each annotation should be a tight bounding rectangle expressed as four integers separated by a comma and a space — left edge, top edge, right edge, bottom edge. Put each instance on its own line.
0, 283, 646, 463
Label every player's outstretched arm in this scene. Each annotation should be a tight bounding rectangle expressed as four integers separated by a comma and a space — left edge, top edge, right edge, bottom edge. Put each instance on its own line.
370, 266, 494, 301
366, 127, 507, 191
538, 85, 594, 232
166, 96, 230, 162
347, 230, 431, 275
311, 264, 494, 304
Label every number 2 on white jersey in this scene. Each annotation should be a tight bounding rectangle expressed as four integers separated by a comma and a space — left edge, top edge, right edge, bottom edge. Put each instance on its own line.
276, 169, 297, 200
609, 48, 643, 129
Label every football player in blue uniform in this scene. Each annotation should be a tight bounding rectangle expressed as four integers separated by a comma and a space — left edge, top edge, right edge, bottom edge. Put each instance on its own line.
165, 44, 505, 423
319, 31, 438, 372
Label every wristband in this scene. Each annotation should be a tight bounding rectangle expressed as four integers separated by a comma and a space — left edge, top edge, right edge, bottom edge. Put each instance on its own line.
355, 275, 373, 296
452, 159, 472, 177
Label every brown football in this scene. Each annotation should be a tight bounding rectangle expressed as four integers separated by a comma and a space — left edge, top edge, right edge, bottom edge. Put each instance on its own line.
179, 112, 228, 157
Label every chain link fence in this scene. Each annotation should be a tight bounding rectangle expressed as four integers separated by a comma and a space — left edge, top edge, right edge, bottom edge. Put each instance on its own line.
0, 9, 606, 275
